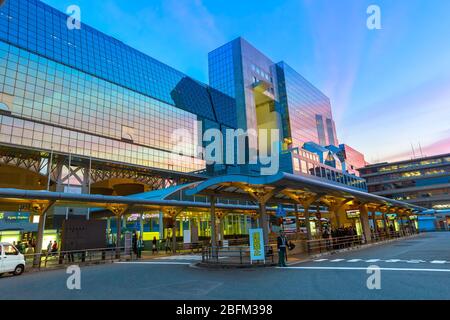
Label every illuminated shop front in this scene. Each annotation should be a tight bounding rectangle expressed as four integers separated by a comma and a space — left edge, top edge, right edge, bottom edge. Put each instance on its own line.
109, 211, 255, 243
386, 214, 400, 231
345, 210, 363, 236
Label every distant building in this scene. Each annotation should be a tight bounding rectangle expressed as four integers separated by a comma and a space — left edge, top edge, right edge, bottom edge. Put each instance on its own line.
338, 144, 368, 177
359, 153, 450, 230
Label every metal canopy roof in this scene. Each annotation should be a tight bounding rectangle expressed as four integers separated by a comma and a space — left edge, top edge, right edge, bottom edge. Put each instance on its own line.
185, 172, 427, 212
0, 188, 259, 213
0, 172, 426, 216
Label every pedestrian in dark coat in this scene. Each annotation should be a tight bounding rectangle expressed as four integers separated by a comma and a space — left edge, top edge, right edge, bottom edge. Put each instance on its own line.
277, 230, 288, 267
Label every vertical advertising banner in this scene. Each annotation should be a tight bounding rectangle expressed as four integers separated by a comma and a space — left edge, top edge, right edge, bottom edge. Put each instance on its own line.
183, 230, 191, 244
249, 228, 265, 262
124, 233, 132, 255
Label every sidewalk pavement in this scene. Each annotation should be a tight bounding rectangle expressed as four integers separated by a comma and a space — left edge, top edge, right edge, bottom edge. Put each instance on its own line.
22, 233, 424, 273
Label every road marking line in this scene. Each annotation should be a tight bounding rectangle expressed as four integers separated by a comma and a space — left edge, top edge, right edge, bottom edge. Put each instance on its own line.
385, 259, 402, 263
347, 259, 362, 262
314, 259, 329, 262
280, 266, 450, 273
406, 260, 426, 264
330, 259, 345, 262
115, 261, 192, 265
430, 260, 447, 264
365, 259, 381, 262
156, 255, 202, 260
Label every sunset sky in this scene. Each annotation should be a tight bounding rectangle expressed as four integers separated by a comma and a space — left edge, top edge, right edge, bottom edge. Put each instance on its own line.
44, 0, 450, 163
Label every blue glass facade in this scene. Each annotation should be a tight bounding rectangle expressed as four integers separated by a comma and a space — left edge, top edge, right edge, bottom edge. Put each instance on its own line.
207, 38, 366, 190
276, 62, 338, 148
0, 0, 236, 173
0, 0, 236, 127
0, 0, 366, 190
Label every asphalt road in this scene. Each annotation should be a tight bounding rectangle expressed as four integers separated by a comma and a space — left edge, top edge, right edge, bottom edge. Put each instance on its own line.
1, 232, 449, 300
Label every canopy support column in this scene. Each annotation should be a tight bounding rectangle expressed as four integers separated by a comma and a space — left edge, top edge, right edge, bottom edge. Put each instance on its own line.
258, 202, 269, 247
209, 196, 217, 257
304, 206, 312, 241
167, 208, 184, 254
107, 205, 130, 259
359, 204, 372, 243
33, 201, 55, 268
295, 204, 300, 232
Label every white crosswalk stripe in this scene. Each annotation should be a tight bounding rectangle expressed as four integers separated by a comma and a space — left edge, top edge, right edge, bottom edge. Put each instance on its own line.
330, 259, 345, 262
347, 259, 362, 262
310, 258, 449, 264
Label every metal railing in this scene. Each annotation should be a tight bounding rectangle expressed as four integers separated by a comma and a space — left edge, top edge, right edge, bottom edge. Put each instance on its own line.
24, 247, 133, 269
201, 245, 275, 265
306, 235, 363, 254
306, 229, 419, 254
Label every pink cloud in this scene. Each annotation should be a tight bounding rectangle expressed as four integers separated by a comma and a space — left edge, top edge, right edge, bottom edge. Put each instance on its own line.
382, 134, 450, 163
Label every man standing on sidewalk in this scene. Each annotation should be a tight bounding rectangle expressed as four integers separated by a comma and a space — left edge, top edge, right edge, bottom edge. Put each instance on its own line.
277, 230, 288, 267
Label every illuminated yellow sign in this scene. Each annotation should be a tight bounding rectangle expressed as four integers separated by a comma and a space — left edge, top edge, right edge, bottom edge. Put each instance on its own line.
346, 210, 360, 219
253, 232, 261, 257
249, 229, 265, 261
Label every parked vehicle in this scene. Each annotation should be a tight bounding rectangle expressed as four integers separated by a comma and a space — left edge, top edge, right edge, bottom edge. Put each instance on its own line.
0, 242, 26, 277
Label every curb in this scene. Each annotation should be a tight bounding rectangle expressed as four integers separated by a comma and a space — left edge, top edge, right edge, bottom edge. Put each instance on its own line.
24, 258, 129, 274
194, 262, 277, 269
23, 253, 198, 274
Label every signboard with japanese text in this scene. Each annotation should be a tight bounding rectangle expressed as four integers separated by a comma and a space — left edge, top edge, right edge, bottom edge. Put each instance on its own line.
249, 228, 265, 262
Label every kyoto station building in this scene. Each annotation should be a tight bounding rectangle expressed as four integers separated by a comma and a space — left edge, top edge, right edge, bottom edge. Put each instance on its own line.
0, 0, 424, 259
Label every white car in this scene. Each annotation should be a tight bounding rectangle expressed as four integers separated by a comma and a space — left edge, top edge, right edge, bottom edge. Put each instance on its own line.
0, 242, 26, 277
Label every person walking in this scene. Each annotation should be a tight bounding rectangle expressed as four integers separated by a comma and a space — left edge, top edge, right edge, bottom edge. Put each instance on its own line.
51, 241, 58, 255
322, 227, 331, 250
46, 240, 52, 253
277, 230, 288, 267
152, 237, 158, 255
165, 236, 172, 253
132, 231, 138, 256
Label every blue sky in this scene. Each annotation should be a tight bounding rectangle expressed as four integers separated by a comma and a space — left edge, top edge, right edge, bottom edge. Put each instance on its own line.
44, 0, 450, 163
